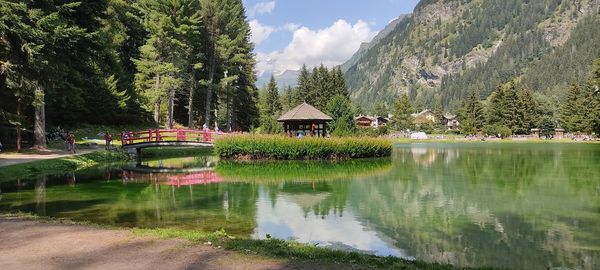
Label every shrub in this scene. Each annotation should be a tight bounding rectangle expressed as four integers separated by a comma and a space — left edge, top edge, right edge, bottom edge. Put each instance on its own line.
484, 124, 512, 138
214, 134, 392, 160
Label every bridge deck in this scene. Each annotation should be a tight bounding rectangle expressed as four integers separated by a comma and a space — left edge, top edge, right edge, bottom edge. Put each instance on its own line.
120, 129, 222, 150
121, 140, 213, 150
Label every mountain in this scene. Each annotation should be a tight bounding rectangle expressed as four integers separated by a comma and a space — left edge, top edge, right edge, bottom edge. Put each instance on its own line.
256, 70, 300, 90
340, 14, 410, 73
343, 0, 600, 111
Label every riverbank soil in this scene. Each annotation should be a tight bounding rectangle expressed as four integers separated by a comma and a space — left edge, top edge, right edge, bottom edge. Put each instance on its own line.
0, 149, 97, 167
0, 217, 364, 270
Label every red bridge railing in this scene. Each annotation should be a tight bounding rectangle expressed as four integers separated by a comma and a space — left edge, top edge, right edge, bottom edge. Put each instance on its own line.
120, 129, 223, 146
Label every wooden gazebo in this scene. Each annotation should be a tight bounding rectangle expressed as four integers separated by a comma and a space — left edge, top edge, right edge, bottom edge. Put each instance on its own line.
277, 102, 333, 137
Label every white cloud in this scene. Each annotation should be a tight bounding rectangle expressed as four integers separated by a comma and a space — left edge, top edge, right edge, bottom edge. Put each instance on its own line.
282, 23, 301, 32
249, 20, 274, 45
249, 1, 276, 17
255, 19, 377, 75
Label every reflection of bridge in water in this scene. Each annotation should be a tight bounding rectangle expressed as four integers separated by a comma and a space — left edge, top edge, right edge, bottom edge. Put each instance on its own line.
122, 166, 222, 186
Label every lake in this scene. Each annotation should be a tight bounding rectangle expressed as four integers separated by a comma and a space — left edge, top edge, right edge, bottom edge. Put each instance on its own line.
1, 143, 599, 269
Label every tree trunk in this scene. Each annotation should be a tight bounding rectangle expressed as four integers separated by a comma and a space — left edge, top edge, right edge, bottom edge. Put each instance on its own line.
154, 100, 161, 129
167, 87, 174, 129
188, 79, 195, 129
16, 98, 22, 152
154, 73, 161, 128
204, 39, 217, 128
227, 89, 232, 132
32, 85, 46, 149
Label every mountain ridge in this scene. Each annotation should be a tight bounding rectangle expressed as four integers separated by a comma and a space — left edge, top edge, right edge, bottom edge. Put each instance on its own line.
343, 0, 600, 111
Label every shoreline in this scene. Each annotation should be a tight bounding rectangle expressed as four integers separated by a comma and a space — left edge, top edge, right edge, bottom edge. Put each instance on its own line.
392, 138, 600, 144
0, 150, 128, 182
0, 212, 495, 270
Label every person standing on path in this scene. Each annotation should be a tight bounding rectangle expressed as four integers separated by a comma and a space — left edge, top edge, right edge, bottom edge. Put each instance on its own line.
67, 133, 76, 154
104, 131, 112, 150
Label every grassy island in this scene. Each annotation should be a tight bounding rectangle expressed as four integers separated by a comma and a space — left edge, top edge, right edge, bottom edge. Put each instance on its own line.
214, 135, 393, 160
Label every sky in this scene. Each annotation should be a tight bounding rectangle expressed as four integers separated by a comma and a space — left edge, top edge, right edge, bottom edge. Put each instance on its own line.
243, 0, 421, 76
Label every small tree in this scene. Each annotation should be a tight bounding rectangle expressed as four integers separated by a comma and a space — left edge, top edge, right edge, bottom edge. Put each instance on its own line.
391, 95, 415, 131
258, 76, 283, 134
460, 88, 485, 134
326, 95, 357, 136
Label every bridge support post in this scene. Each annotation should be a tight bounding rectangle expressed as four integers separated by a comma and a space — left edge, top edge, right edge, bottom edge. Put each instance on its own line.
126, 147, 142, 161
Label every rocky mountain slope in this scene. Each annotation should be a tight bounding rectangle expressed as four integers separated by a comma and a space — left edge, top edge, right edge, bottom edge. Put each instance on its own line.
343, 0, 600, 111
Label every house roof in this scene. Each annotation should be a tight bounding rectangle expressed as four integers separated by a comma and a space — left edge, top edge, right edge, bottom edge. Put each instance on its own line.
277, 102, 333, 122
411, 109, 435, 118
443, 114, 457, 120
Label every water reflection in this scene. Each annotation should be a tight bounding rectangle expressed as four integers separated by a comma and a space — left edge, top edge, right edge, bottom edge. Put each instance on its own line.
253, 186, 407, 257
0, 144, 599, 269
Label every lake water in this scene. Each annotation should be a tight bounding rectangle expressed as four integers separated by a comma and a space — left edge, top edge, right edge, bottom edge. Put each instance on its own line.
1, 143, 599, 269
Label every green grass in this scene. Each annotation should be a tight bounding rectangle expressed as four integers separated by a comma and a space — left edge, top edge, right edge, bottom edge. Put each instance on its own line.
214, 135, 393, 160
133, 227, 496, 270
0, 150, 128, 181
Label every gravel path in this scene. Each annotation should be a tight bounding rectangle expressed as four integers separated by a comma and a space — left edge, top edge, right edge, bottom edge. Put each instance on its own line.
0, 149, 98, 167
0, 217, 288, 270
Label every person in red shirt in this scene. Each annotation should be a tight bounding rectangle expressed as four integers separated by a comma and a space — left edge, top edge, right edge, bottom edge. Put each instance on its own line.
104, 131, 112, 150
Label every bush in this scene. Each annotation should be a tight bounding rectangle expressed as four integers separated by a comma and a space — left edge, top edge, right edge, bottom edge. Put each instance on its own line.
484, 124, 512, 138
214, 134, 392, 160
356, 126, 389, 137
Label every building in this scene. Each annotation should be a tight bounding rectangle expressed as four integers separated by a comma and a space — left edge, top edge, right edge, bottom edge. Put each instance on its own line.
442, 114, 460, 130
354, 115, 389, 128
411, 109, 437, 125
277, 102, 333, 137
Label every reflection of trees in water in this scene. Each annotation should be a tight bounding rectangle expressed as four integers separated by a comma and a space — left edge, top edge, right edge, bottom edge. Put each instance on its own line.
35, 177, 46, 216
261, 180, 351, 218
350, 145, 600, 269
4, 173, 260, 237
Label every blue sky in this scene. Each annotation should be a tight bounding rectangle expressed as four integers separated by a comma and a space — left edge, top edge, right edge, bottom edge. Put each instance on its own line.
243, 0, 420, 75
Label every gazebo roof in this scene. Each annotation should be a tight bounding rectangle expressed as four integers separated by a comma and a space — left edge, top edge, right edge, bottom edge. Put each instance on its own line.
277, 102, 333, 122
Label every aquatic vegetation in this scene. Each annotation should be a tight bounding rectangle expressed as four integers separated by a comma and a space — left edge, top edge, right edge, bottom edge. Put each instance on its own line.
214, 134, 392, 160
216, 159, 391, 183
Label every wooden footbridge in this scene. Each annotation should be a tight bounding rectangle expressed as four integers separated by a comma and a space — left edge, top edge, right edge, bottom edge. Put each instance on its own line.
121, 129, 222, 156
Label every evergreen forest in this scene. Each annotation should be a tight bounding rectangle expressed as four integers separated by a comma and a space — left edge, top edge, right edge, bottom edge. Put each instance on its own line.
0, 0, 257, 148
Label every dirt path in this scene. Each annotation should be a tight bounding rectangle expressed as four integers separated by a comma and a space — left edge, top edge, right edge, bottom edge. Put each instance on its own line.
0, 149, 98, 167
0, 217, 355, 270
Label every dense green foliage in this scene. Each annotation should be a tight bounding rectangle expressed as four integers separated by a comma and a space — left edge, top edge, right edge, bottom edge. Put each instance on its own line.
257, 75, 283, 134
214, 134, 392, 160
453, 62, 600, 136
459, 88, 485, 134
325, 95, 357, 136
281, 65, 349, 112
560, 78, 600, 134
0, 0, 259, 149
390, 95, 415, 131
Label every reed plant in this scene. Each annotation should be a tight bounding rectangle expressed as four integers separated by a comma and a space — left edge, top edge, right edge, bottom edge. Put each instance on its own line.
214, 134, 392, 160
